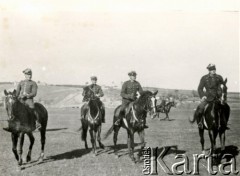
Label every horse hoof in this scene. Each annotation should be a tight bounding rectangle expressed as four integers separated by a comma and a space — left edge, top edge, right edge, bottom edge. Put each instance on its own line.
115, 154, 119, 159
18, 161, 22, 166
26, 156, 31, 162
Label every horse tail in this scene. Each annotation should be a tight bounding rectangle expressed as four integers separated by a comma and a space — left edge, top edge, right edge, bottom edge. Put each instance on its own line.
35, 102, 48, 129
189, 112, 197, 124
81, 126, 88, 141
103, 125, 114, 140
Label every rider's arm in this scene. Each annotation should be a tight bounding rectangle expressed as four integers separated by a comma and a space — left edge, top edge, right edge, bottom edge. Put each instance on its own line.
26, 82, 38, 98
97, 86, 104, 97
120, 82, 131, 99
82, 87, 86, 96
138, 82, 143, 93
198, 76, 206, 99
16, 81, 22, 97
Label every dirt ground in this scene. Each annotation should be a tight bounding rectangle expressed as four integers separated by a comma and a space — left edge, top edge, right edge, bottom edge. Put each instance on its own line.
0, 107, 239, 176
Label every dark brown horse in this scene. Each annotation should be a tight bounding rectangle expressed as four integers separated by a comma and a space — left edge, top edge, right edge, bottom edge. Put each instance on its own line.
81, 86, 104, 156
104, 90, 158, 162
189, 78, 230, 157
151, 99, 177, 120
3, 90, 48, 166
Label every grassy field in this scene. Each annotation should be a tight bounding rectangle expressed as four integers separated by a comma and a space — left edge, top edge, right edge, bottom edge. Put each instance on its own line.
0, 106, 239, 176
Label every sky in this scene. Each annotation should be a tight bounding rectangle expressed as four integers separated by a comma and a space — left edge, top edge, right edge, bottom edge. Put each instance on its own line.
0, 0, 239, 92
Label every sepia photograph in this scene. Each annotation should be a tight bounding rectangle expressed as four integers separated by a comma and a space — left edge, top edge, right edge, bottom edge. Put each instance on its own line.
0, 0, 239, 175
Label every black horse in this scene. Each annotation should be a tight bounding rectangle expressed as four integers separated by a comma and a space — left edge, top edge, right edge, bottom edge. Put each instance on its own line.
3, 90, 48, 166
104, 90, 158, 162
151, 99, 177, 120
189, 78, 230, 156
81, 86, 104, 156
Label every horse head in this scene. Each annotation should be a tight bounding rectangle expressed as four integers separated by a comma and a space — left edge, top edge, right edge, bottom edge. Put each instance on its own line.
137, 90, 158, 114
4, 89, 18, 120
220, 78, 228, 105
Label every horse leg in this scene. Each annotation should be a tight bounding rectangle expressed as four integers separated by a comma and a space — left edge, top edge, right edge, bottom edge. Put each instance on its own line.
113, 125, 120, 158
38, 128, 46, 162
17, 133, 24, 166
137, 130, 145, 162
89, 129, 96, 156
219, 131, 225, 152
166, 112, 170, 121
11, 133, 19, 161
208, 130, 216, 156
128, 131, 135, 162
97, 125, 104, 149
81, 122, 89, 149
26, 133, 35, 162
199, 128, 205, 154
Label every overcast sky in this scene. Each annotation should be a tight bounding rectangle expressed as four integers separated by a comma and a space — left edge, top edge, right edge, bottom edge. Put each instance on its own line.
0, 0, 239, 92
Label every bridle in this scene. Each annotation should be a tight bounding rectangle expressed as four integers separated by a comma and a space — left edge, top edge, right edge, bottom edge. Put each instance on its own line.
5, 94, 17, 120
220, 84, 227, 105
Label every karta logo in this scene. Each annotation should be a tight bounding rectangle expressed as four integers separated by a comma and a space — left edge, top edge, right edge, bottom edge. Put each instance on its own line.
142, 146, 239, 175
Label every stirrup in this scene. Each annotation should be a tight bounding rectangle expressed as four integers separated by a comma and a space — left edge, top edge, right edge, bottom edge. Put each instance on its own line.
198, 123, 203, 129
35, 123, 42, 130
114, 119, 120, 126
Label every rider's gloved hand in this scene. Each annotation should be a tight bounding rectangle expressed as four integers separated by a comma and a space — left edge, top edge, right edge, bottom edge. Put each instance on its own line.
130, 93, 137, 100
201, 96, 207, 102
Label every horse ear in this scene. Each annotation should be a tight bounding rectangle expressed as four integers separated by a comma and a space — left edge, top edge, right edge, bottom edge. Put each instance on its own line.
153, 90, 158, 96
4, 90, 8, 96
224, 78, 227, 84
12, 89, 16, 95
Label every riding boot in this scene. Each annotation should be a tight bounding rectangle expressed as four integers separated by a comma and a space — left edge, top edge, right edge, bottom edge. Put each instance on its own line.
101, 108, 105, 123
195, 110, 203, 129
33, 110, 41, 130
143, 117, 149, 129
3, 119, 15, 132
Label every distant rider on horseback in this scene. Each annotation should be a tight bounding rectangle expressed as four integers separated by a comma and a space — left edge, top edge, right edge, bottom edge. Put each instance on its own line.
195, 63, 229, 130
81, 76, 105, 123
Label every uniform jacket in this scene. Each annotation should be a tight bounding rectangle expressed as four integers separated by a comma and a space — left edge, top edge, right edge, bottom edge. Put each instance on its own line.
16, 79, 38, 108
198, 74, 223, 102
82, 84, 104, 98
121, 80, 143, 104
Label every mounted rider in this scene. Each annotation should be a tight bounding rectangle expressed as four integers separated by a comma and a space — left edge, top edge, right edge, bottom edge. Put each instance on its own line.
195, 63, 229, 130
115, 71, 148, 128
81, 76, 105, 123
4, 68, 41, 132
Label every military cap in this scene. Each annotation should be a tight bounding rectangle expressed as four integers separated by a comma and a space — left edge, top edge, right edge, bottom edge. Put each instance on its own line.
207, 63, 216, 71
22, 68, 32, 75
128, 71, 137, 76
90, 76, 97, 80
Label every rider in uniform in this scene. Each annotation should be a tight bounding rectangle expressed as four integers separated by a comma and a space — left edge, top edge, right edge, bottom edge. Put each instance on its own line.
195, 63, 229, 130
81, 76, 105, 123
115, 71, 148, 128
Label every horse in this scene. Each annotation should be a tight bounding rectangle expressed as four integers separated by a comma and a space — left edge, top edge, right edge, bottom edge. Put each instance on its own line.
189, 78, 230, 157
3, 90, 48, 166
80, 86, 104, 156
151, 99, 177, 120
103, 90, 158, 162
